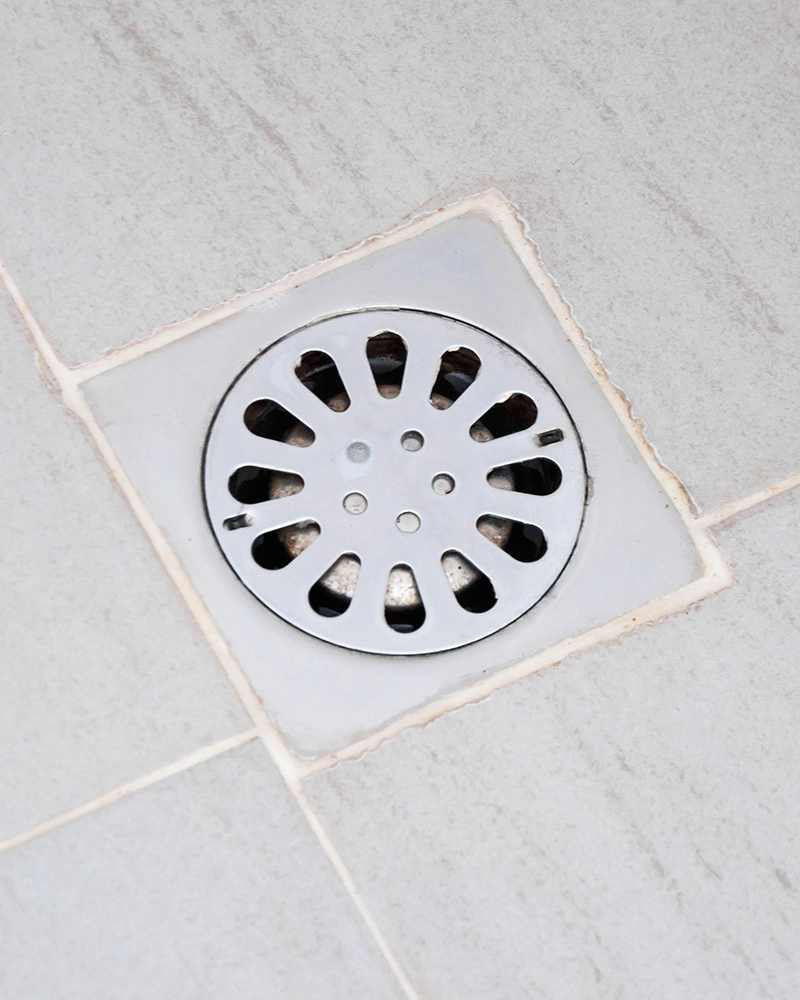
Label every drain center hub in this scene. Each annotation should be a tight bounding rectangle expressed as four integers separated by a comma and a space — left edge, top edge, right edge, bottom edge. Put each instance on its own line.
203, 310, 586, 654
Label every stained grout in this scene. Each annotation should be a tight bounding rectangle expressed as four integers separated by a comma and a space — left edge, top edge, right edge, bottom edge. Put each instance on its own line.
1, 190, 795, 1000
0, 728, 260, 855
696, 472, 800, 529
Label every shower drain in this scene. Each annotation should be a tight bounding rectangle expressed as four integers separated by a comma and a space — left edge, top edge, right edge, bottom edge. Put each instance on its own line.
203, 309, 587, 654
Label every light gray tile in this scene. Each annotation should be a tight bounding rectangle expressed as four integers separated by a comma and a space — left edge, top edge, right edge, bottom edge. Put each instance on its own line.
308, 488, 800, 1000
0, 296, 249, 841
1, 2, 798, 511
0, 739, 404, 1000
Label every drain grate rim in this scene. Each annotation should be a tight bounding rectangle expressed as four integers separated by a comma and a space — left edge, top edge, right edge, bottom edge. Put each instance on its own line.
202, 308, 588, 655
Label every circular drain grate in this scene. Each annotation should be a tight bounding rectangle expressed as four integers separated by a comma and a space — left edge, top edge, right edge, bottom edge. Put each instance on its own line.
203, 310, 587, 655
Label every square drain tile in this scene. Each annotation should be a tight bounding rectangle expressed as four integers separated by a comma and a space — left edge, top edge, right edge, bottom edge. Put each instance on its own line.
81, 193, 718, 757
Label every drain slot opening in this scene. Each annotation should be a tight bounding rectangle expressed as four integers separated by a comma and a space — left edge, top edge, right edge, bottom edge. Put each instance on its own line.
205, 310, 586, 653
244, 399, 315, 447
309, 553, 361, 617
366, 332, 407, 398
430, 347, 481, 409
385, 564, 426, 632
470, 392, 537, 442
477, 515, 547, 562
442, 551, 497, 613
228, 467, 304, 505
487, 457, 562, 496
252, 520, 320, 570
295, 351, 351, 411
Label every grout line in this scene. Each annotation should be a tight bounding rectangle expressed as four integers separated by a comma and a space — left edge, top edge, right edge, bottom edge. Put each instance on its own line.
0, 729, 259, 855
696, 472, 800, 529
0, 259, 421, 1000
0, 261, 74, 385
290, 783, 423, 1000
296, 567, 732, 778
67, 196, 503, 384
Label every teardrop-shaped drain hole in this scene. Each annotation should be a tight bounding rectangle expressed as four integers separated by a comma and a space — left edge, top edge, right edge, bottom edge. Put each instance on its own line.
295, 350, 350, 411
487, 457, 562, 495
384, 564, 426, 632
252, 520, 320, 570
441, 550, 497, 613
309, 553, 361, 617
366, 332, 407, 398
477, 515, 547, 562
228, 467, 304, 505
470, 392, 537, 442
243, 399, 315, 446
429, 347, 481, 410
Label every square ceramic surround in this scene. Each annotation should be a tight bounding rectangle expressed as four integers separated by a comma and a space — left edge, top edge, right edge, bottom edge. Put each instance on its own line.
82, 197, 707, 757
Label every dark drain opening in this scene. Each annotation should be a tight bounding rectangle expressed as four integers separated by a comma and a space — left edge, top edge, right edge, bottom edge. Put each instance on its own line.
470, 392, 537, 442
295, 351, 351, 411
442, 551, 497, 613
244, 399, 315, 446
430, 347, 481, 409
366, 332, 408, 398
252, 520, 320, 570
385, 564, 426, 632
228, 467, 304, 505
309, 553, 361, 616
487, 457, 562, 496
477, 515, 547, 562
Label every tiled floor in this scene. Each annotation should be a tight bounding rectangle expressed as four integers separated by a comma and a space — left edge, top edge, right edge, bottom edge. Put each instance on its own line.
2, 2, 798, 997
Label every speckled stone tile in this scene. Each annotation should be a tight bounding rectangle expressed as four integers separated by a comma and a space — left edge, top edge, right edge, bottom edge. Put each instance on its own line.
308, 487, 800, 1000
0, 739, 405, 1000
0, 295, 250, 841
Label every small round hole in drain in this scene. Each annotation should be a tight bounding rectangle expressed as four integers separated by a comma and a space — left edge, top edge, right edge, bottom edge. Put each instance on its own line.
400, 430, 424, 452
203, 310, 586, 654
396, 511, 421, 533
432, 473, 455, 495
343, 492, 368, 514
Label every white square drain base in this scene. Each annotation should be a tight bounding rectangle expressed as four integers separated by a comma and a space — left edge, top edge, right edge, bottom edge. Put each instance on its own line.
82, 194, 713, 757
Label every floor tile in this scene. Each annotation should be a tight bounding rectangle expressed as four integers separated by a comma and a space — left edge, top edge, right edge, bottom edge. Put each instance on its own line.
0, 296, 250, 841
308, 487, 800, 1000
2, 3, 797, 509
0, 740, 404, 999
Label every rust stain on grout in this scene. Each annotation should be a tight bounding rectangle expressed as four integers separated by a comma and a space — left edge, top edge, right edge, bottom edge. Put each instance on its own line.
697, 472, 800, 529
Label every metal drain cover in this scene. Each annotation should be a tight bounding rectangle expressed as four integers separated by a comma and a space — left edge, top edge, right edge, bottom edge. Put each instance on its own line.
203, 309, 586, 654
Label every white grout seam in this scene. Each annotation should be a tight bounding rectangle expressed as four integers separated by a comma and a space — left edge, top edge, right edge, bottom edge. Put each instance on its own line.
696, 472, 800, 528
0, 728, 259, 855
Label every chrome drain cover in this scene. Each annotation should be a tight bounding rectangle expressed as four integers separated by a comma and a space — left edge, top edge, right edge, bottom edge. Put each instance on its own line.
203, 309, 586, 654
